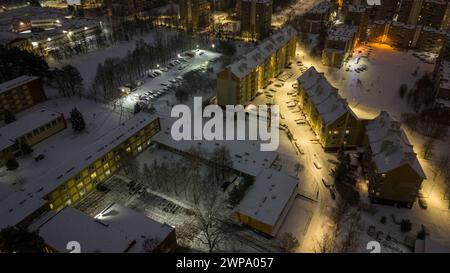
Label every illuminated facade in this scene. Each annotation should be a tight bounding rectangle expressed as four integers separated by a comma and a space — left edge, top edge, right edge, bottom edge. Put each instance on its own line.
46, 117, 160, 212
322, 24, 359, 68
179, 0, 211, 32
217, 26, 297, 107
363, 111, 426, 208
240, 0, 272, 41
297, 67, 366, 151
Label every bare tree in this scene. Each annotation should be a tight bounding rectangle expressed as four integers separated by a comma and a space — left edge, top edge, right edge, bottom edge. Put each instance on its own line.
278, 232, 299, 253
422, 139, 435, 160
191, 176, 229, 252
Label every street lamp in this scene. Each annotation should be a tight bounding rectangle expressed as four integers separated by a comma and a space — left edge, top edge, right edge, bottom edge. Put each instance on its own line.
211, 43, 215, 49
196, 44, 199, 49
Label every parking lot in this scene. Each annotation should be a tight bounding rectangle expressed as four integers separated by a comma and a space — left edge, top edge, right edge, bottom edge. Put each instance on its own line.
118, 49, 221, 111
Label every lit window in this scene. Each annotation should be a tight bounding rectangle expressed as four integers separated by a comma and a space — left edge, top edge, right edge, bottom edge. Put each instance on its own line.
345, 130, 350, 134
91, 172, 97, 179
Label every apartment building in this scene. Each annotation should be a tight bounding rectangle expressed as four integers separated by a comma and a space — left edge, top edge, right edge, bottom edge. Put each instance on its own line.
0, 113, 160, 230
0, 108, 66, 166
395, 0, 450, 29
363, 111, 426, 208
368, 20, 449, 54
179, 0, 211, 32
240, 0, 273, 41
343, 4, 370, 41
234, 168, 298, 236
322, 24, 359, 68
372, 0, 399, 21
433, 40, 450, 115
300, 1, 336, 34
0, 76, 47, 117
217, 26, 297, 107
297, 67, 366, 151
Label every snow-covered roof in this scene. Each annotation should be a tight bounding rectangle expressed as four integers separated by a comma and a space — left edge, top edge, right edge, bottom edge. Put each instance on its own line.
241, 0, 271, 3
307, 1, 333, 14
38, 204, 173, 253
347, 4, 366, 13
327, 24, 358, 42
0, 113, 159, 229
0, 183, 14, 202
95, 203, 174, 253
0, 108, 63, 151
0, 75, 39, 94
0, 6, 100, 42
38, 206, 133, 253
366, 111, 426, 179
297, 67, 348, 126
152, 117, 278, 177
0, 31, 21, 45
235, 168, 298, 229
226, 26, 297, 78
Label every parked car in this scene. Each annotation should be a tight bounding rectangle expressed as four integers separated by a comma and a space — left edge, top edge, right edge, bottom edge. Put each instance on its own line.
418, 197, 428, 209
314, 161, 322, 170
34, 154, 45, 162
322, 178, 333, 188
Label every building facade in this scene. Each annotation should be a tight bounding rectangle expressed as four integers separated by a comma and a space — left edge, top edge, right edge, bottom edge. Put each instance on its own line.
297, 67, 366, 151
363, 111, 426, 208
217, 26, 297, 107
322, 24, 359, 68
240, 0, 272, 41
300, 1, 336, 34
0, 76, 47, 117
179, 0, 211, 32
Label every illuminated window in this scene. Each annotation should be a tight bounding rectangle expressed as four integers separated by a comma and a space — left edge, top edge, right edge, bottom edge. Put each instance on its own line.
105, 169, 111, 176
77, 182, 83, 190
138, 145, 142, 152
126, 147, 131, 153
90, 172, 97, 179
345, 130, 350, 134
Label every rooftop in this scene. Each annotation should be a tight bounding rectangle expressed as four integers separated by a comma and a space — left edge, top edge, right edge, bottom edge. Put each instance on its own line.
297, 67, 348, 126
307, 1, 334, 14
327, 24, 358, 42
0, 75, 39, 94
37, 203, 174, 253
0, 108, 63, 151
227, 25, 297, 78
235, 168, 298, 231
366, 111, 426, 179
152, 117, 279, 177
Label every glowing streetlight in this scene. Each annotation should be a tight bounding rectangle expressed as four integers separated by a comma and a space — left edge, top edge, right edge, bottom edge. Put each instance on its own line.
19, 21, 24, 26
196, 44, 199, 48
31, 41, 38, 47
211, 43, 215, 48
47, 37, 52, 41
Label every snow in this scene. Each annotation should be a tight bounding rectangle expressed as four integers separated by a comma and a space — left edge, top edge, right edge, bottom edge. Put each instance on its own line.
95, 203, 174, 253
366, 111, 426, 178
298, 67, 348, 126
152, 116, 279, 177
0, 108, 158, 229
0, 75, 38, 94
0, 108, 63, 151
415, 237, 450, 253
38, 206, 133, 253
327, 24, 358, 42
227, 26, 297, 78
235, 168, 298, 229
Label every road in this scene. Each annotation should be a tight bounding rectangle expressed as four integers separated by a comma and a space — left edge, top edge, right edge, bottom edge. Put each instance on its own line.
256, 49, 338, 252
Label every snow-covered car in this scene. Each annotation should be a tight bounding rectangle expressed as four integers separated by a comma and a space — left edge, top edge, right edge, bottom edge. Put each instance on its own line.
314, 161, 322, 170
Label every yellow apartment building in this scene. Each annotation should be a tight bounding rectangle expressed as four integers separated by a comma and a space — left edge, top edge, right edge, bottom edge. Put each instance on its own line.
217, 25, 297, 107
297, 67, 365, 151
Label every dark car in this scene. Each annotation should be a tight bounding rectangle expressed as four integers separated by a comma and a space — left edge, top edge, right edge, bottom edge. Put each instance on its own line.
34, 154, 45, 162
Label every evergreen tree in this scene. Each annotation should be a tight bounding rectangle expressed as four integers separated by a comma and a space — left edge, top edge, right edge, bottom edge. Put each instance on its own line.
6, 158, 19, 170
70, 108, 86, 132
3, 109, 16, 124
0, 227, 45, 253
21, 142, 33, 155
134, 102, 142, 114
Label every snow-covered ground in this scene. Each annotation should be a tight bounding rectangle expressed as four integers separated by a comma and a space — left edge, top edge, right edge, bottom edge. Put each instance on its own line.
295, 42, 450, 252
